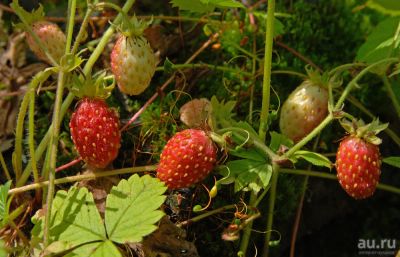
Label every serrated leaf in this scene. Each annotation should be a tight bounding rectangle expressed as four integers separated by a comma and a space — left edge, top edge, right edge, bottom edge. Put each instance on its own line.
367, 0, 400, 16
64, 240, 122, 257
210, 96, 237, 129
382, 156, 400, 168
31, 187, 106, 254
10, 0, 44, 26
0, 181, 11, 222
229, 147, 266, 162
105, 174, 166, 244
356, 17, 400, 74
269, 131, 293, 152
226, 159, 272, 193
292, 150, 332, 169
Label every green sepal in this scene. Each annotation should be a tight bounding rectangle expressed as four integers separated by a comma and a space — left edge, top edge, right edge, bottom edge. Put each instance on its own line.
69, 71, 115, 100
339, 118, 388, 145
60, 54, 84, 73
113, 14, 152, 38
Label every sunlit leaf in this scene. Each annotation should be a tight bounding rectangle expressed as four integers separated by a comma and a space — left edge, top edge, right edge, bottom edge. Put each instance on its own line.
105, 174, 166, 243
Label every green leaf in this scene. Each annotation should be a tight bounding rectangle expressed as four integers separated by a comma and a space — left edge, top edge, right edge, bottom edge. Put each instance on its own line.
170, 0, 216, 13
163, 57, 174, 74
269, 131, 293, 152
366, 0, 400, 16
210, 0, 244, 8
10, 0, 44, 26
292, 150, 332, 169
105, 174, 166, 244
356, 17, 400, 74
170, 0, 243, 13
229, 147, 266, 162
210, 96, 237, 129
252, 13, 285, 37
64, 240, 122, 257
226, 159, 272, 193
0, 181, 11, 222
382, 156, 400, 168
31, 187, 106, 254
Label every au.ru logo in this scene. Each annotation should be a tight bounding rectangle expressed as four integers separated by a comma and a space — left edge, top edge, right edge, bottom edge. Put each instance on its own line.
357, 238, 398, 256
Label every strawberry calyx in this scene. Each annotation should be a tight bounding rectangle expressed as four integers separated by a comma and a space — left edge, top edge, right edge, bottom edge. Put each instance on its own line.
69, 71, 115, 100
339, 118, 388, 145
115, 14, 152, 39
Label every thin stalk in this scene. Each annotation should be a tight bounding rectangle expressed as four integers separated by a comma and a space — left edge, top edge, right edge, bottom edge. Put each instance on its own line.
271, 70, 307, 78
239, 191, 257, 254
279, 168, 400, 195
262, 163, 280, 257
335, 58, 398, 110
9, 165, 157, 195
28, 90, 39, 191
155, 63, 253, 77
249, 32, 257, 124
13, 92, 30, 180
65, 0, 76, 53
258, 0, 275, 142
290, 136, 319, 257
43, 0, 78, 244
43, 71, 67, 247
0, 151, 11, 181
382, 76, 400, 117
177, 204, 236, 227
284, 114, 333, 158
71, 7, 93, 54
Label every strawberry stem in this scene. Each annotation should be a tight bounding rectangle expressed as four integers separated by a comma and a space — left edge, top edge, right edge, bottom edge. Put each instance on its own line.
9, 165, 157, 196
382, 75, 400, 118
43, 0, 78, 244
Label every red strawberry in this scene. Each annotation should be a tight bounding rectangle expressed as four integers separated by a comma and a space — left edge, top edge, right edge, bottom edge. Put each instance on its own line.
111, 35, 156, 95
26, 21, 66, 64
336, 136, 381, 199
69, 98, 121, 168
157, 129, 217, 189
279, 79, 328, 142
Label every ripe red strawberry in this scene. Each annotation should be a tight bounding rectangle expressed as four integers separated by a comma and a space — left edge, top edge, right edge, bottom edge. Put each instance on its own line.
279, 79, 328, 142
157, 129, 217, 189
26, 21, 66, 64
69, 98, 121, 168
111, 35, 156, 95
336, 136, 381, 199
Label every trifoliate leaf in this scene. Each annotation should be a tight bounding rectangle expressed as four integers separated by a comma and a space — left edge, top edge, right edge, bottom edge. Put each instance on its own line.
366, 0, 400, 16
31, 187, 106, 254
105, 174, 166, 244
382, 156, 400, 168
291, 150, 332, 169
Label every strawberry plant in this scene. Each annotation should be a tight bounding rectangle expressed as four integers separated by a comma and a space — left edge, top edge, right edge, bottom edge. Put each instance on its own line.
0, 0, 399, 256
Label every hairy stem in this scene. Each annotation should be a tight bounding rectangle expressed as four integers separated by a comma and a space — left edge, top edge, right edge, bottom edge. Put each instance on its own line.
9, 165, 157, 195
0, 152, 11, 181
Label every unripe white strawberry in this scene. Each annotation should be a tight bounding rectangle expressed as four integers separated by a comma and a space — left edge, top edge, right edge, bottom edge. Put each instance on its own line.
279, 80, 328, 142
26, 21, 66, 64
110, 35, 157, 95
